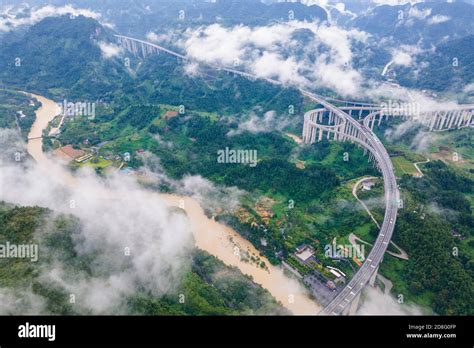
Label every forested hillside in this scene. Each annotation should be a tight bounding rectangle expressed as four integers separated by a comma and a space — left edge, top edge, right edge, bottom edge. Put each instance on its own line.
0, 202, 287, 315
382, 161, 474, 315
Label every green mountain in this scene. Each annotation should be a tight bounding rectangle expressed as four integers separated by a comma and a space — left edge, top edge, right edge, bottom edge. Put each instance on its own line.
0, 15, 133, 100
396, 35, 474, 92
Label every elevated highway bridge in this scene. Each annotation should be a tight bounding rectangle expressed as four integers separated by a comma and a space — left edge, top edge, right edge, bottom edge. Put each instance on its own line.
114, 34, 473, 315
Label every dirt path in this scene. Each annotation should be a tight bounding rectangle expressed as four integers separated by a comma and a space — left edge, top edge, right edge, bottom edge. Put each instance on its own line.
349, 233, 408, 261
352, 176, 381, 229
413, 157, 430, 177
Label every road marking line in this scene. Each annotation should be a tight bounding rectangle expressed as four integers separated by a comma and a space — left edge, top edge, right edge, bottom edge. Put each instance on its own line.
350, 291, 355, 296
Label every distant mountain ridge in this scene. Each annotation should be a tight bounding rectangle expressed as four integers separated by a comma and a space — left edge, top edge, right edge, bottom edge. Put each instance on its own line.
396, 34, 474, 92
0, 0, 328, 38
351, 1, 474, 47
1, 1, 473, 96
0, 14, 302, 114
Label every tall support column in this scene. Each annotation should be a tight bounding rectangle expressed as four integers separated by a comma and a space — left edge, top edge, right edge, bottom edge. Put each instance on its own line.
310, 127, 316, 143
132, 40, 138, 56
432, 112, 439, 130
456, 111, 466, 128
452, 111, 460, 128
302, 118, 307, 141
460, 111, 469, 127
441, 111, 453, 128
429, 112, 436, 131
369, 266, 379, 287
437, 112, 444, 130
436, 112, 444, 130
348, 292, 361, 315
448, 111, 457, 129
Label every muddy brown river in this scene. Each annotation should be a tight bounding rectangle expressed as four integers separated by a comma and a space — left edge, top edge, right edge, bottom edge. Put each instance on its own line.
25, 92, 322, 315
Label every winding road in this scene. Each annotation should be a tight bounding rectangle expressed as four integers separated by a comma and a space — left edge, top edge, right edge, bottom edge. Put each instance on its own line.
10, 34, 408, 316
300, 91, 400, 315
114, 35, 402, 315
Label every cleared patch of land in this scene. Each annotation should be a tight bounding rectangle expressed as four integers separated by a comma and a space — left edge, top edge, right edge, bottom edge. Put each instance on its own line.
391, 156, 419, 177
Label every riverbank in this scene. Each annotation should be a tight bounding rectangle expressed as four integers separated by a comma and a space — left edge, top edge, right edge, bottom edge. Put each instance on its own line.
24, 92, 322, 315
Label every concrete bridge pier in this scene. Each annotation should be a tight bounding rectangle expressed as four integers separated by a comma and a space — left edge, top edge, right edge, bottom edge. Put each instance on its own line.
349, 292, 361, 315
341, 266, 379, 316
369, 265, 379, 286
341, 292, 361, 315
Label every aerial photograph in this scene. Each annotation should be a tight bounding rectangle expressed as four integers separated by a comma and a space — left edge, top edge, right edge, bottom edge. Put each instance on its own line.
0, 0, 472, 345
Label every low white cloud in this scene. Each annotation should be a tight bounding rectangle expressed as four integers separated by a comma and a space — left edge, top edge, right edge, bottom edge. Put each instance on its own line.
0, 130, 195, 314
299, 0, 330, 7
390, 44, 425, 68
98, 42, 122, 59
139, 152, 245, 215
183, 61, 202, 77
145, 31, 159, 42
227, 110, 290, 136
408, 6, 432, 20
366, 80, 462, 114
392, 51, 412, 66
358, 287, 427, 315
179, 21, 369, 97
409, 129, 436, 152
427, 14, 451, 25
463, 83, 474, 94
0, 5, 102, 32
385, 119, 418, 142
384, 117, 438, 152
178, 175, 244, 214
372, 0, 425, 5
0, 287, 46, 315
426, 202, 458, 218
